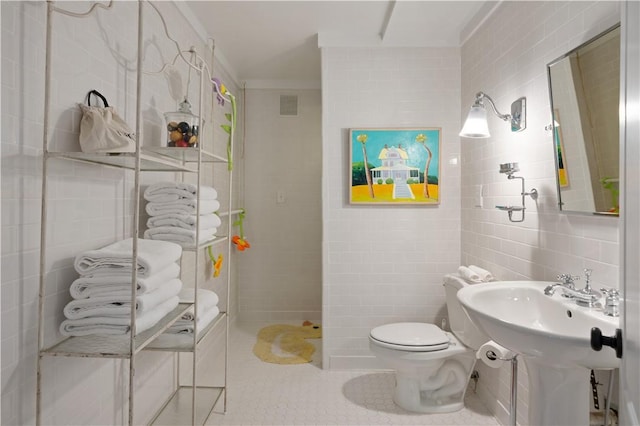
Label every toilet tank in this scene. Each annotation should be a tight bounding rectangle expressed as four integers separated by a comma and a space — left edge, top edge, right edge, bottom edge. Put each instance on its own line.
443, 274, 491, 350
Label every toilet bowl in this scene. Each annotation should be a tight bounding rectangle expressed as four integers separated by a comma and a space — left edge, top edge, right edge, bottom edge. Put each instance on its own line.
369, 274, 490, 413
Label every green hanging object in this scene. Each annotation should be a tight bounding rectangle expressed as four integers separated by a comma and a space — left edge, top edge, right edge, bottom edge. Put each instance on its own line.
214, 77, 236, 171
600, 177, 619, 213
228, 93, 237, 171
207, 245, 223, 278
232, 209, 250, 251
233, 209, 246, 238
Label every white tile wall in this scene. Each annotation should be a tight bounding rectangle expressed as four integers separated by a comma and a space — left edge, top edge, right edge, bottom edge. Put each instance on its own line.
238, 89, 322, 323
460, 2, 621, 424
1, 1, 241, 424
321, 46, 463, 369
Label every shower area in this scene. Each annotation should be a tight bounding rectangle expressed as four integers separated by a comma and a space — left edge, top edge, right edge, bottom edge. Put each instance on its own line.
235, 88, 323, 326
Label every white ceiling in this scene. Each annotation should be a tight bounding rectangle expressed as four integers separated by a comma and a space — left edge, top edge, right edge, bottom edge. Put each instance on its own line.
183, 1, 497, 85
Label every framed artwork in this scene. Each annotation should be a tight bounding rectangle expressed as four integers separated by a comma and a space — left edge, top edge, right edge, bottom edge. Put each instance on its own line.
553, 109, 569, 187
349, 128, 441, 205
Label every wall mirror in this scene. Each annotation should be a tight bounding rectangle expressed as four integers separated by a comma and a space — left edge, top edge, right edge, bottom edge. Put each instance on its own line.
547, 24, 620, 216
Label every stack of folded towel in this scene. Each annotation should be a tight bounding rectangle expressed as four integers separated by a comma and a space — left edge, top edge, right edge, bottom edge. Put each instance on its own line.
149, 288, 220, 347
457, 265, 495, 283
60, 238, 183, 337
143, 181, 221, 247
166, 288, 220, 335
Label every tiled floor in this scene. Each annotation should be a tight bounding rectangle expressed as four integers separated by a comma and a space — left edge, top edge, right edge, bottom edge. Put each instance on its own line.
206, 321, 499, 425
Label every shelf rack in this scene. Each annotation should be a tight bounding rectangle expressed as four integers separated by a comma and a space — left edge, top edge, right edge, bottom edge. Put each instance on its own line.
36, 1, 235, 425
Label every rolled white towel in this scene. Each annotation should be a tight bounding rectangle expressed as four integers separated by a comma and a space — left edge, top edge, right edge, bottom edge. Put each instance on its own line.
469, 265, 495, 282
59, 296, 179, 336
143, 227, 217, 248
63, 278, 183, 319
147, 213, 221, 231
144, 182, 218, 202
145, 199, 220, 216
69, 263, 180, 299
458, 266, 482, 283
74, 238, 182, 278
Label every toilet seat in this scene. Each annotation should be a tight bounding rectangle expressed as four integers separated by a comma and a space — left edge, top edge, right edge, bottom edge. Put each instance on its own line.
369, 322, 450, 352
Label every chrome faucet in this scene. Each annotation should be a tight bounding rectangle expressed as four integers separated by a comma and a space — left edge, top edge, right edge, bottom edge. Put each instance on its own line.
543, 283, 562, 296
543, 273, 580, 296
572, 269, 601, 307
544, 269, 602, 307
554, 269, 602, 307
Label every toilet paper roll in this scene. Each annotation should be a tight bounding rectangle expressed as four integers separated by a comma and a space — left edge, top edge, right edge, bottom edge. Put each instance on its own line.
476, 340, 514, 368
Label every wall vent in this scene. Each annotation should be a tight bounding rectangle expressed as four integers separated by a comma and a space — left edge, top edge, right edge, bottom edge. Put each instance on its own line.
279, 95, 298, 116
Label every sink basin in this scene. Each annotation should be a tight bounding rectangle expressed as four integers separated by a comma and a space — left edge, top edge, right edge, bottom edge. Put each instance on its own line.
457, 280, 619, 369
457, 280, 620, 426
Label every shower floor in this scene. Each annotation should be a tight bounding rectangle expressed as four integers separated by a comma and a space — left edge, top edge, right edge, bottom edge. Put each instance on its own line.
205, 321, 499, 425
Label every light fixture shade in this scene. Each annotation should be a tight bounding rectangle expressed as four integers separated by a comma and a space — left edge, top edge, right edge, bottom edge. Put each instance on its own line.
459, 105, 490, 138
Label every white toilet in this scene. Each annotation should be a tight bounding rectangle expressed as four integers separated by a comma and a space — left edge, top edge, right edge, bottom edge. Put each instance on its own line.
369, 274, 490, 413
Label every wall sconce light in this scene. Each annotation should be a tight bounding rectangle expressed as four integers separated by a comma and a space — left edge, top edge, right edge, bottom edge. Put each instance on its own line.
459, 92, 527, 138
495, 162, 538, 222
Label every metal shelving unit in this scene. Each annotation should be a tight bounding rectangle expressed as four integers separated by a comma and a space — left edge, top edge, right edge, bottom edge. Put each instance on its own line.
46, 151, 198, 172
36, 1, 234, 425
146, 147, 229, 163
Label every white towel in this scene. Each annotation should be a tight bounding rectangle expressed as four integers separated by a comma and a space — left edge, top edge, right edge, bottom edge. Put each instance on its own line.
148, 306, 221, 348
143, 227, 217, 247
63, 279, 183, 319
177, 289, 219, 320
145, 199, 220, 216
444, 273, 471, 288
177, 288, 219, 305
469, 265, 495, 282
69, 263, 180, 299
147, 213, 221, 231
74, 238, 182, 278
59, 296, 179, 336
144, 182, 218, 202
167, 306, 220, 334
458, 266, 482, 283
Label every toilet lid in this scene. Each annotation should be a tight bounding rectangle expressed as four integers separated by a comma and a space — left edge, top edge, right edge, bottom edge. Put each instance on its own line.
370, 322, 449, 351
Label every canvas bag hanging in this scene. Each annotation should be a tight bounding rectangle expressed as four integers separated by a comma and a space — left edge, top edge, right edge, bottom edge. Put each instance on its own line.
78, 90, 136, 153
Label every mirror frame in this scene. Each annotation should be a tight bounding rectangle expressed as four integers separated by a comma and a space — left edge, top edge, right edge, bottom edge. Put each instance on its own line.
546, 23, 621, 216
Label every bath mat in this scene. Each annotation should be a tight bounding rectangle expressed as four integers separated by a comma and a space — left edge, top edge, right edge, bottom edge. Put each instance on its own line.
253, 322, 321, 364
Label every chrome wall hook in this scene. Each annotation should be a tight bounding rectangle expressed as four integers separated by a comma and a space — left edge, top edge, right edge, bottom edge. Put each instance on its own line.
496, 162, 538, 222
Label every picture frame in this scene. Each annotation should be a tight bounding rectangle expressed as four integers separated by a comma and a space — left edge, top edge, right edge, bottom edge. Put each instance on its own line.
553, 109, 569, 188
350, 128, 441, 205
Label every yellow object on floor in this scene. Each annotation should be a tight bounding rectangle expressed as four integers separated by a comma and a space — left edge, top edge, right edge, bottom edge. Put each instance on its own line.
253, 323, 321, 364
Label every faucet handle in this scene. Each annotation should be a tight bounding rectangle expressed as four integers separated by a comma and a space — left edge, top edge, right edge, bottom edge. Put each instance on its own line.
583, 268, 593, 291
600, 287, 620, 317
557, 273, 580, 287
600, 287, 619, 298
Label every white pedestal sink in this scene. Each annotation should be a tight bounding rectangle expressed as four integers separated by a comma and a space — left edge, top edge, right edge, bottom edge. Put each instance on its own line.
457, 281, 619, 426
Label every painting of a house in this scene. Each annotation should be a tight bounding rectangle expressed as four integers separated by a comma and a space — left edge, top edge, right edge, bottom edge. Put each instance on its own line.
350, 128, 441, 204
